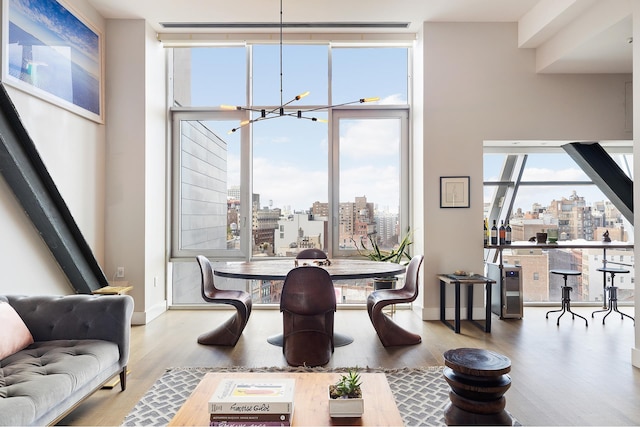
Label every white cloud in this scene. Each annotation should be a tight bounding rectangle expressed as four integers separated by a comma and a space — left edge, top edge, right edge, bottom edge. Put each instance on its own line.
340, 118, 400, 160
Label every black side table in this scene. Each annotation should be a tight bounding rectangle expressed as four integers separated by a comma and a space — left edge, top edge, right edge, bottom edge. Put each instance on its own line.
438, 274, 495, 333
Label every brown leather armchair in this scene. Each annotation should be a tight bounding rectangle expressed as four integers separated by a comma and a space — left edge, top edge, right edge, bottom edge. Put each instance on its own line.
280, 266, 336, 366
196, 255, 252, 346
367, 254, 423, 347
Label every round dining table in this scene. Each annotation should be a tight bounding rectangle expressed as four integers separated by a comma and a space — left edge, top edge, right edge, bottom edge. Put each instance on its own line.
213, 258, 405, 281
213, 258, 406, 347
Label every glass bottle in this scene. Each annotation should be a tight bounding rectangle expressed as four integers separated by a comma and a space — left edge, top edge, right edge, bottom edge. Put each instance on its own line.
490, 220, 498, 245
499, 220, 506, 245
505, 221, 512, 244
484, 219, 489, 245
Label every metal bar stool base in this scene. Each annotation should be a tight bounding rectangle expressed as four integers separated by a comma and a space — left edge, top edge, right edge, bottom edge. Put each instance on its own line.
546, 270, 588, 327
545, 286, 588, 326
592, 286, 635, 325
592, 268, 635, 325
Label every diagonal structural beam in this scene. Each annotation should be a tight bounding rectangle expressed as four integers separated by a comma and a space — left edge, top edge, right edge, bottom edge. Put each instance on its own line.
0, 82, 107, 293
562, 142, 633, 225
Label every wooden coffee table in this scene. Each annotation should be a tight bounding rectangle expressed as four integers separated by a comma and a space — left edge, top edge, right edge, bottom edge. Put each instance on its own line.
168, 372, 403, 426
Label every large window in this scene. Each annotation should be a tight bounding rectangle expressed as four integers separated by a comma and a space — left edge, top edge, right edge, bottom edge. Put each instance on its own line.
170, 43, 411, 304
483, 143, 634, 304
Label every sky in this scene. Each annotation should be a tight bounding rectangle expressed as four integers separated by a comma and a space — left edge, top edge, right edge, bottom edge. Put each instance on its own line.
484, 153, 633, 213
9, 0, 100, 77
183, 45, 633, 216
187, 45, 407, 213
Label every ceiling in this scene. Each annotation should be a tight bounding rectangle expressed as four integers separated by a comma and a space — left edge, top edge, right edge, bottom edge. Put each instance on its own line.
86, 0, 634, 73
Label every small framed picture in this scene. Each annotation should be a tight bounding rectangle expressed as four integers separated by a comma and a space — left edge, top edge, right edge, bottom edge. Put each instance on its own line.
440, 176, 470, 208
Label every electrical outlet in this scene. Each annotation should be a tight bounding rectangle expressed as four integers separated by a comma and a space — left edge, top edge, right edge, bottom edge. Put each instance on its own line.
116, 267, 125, 278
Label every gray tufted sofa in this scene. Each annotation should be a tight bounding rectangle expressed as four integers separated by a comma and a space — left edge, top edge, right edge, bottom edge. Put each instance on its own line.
0, 294, 134, 426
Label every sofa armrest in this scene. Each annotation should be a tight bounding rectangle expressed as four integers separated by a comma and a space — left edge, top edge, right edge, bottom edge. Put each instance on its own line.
4, 294, 134, 367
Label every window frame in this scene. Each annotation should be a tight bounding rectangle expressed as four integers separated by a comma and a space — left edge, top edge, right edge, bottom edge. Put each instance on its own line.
169, 42, 412, 262
170, 108, 252, 260
330, 107, 411, 257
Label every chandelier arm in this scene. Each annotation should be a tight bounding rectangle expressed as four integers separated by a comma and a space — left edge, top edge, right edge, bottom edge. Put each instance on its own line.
228, 113, 289, 133
298, 98, 366, 114
224, 0, 378, 133
283, 113, 326, 122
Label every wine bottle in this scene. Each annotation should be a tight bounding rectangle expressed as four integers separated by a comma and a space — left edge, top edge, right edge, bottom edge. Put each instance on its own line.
505, 221, 512, 244
499, 220, 506, 245
483, 219, 489, 245
490, 220, 498, 245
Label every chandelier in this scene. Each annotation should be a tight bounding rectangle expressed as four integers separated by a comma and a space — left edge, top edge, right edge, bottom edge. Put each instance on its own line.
222, 0, 379, 133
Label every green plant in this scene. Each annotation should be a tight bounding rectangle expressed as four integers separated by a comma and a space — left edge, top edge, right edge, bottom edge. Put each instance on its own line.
353, 227, 412, 264
329, 369, 362, 399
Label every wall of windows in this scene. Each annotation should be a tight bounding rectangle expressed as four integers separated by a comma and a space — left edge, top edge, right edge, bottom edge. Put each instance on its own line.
169, 43, 411, 305
483, 143, 634, 304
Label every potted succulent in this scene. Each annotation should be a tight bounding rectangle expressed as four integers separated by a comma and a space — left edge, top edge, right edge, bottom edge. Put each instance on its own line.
354, 228, 413, 290
328, 369, 364, 417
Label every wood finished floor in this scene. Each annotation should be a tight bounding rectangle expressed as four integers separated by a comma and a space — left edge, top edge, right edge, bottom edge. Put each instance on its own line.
59, 306, 640, 426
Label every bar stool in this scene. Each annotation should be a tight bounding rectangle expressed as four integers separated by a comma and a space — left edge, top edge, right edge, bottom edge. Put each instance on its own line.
591, 267, 635, 324
546, 269, 588, 326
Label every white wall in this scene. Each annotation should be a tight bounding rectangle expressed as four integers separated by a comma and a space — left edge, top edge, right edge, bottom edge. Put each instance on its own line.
105, 19, 167, 324
0, 0, 106, 296
632, 1, 640, 369
419, 22, 632, 321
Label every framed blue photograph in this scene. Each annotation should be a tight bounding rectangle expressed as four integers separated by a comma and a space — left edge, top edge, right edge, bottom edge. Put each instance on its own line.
2, 0, 103, 123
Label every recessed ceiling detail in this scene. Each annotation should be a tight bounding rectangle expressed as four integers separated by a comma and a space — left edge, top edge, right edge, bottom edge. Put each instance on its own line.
160, 22, 410, 29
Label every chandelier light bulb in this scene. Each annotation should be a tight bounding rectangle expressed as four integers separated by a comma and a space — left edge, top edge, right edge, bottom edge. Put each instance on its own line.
296, 91, 310, 100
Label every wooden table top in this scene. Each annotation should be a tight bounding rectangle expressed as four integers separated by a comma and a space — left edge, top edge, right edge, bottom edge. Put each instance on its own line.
443, 348, 511, 375
168, 372, 404, 426
214, 259, 406, 281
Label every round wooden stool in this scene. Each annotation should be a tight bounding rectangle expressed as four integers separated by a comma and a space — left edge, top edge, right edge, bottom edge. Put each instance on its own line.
546, 269, 588, 326
443, 348, 513, 426
592, 267, 635, 324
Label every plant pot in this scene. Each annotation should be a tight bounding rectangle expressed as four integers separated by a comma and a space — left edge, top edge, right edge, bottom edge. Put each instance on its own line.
328, 390, 364, 418
373, 277, 397, 291
536, 232, 547, 244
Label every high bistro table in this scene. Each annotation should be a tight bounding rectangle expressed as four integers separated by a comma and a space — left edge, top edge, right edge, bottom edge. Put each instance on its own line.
486, 241, 634, 309
214, 259, 406, 346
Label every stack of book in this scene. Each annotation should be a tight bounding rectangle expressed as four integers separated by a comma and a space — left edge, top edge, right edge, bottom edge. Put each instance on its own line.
208, 378, 295, 426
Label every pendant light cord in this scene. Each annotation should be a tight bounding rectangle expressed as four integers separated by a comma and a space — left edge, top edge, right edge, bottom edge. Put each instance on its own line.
279, 0, 283, 108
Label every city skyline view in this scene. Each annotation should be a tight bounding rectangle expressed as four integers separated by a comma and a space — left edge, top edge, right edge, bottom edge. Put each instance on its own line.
484, 152, 633, 215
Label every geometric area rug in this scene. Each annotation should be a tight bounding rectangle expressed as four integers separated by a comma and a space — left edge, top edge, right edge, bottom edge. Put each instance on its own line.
122, 366, 450, 426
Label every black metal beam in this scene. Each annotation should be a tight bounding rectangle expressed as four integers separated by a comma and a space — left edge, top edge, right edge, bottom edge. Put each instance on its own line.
562, 142, 633, 225
0, 82, 107, 293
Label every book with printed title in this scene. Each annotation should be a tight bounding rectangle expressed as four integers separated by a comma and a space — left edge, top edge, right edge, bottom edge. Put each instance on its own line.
209, 422, 289, 427
209, 413, 291, 422
208, 378, 295, 414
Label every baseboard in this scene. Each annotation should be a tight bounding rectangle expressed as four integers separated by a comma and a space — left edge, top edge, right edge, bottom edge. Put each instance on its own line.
632, 347, 640, 369
421, 306, 490, 321
131, 299, 167, 325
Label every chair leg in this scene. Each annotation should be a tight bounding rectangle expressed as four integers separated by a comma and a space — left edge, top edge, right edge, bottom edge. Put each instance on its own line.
198, 311, 245, 346
119, 367, 127, 391
371, 305, 421, 347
